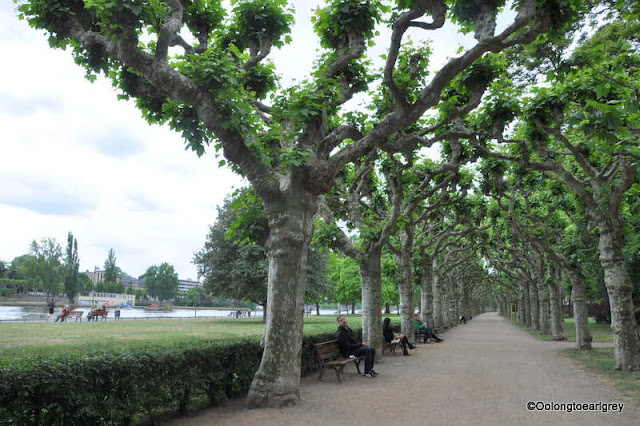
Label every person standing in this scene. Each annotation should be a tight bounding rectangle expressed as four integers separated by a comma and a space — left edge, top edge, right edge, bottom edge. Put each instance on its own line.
336, 315, 378, 378
47, 298, 55, 320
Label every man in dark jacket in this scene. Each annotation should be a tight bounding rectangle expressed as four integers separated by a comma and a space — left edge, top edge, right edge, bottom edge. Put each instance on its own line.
336, 315, 377, 378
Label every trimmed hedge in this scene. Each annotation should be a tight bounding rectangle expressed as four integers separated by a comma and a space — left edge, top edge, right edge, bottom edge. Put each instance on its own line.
0, 329, 361, 425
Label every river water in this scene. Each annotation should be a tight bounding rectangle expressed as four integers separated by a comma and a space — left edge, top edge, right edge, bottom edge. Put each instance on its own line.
0, 306, 346, 322
0, 305, 264, 322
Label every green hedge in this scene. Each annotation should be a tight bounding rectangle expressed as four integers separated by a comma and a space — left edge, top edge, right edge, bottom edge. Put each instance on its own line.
0, 329, 359, 425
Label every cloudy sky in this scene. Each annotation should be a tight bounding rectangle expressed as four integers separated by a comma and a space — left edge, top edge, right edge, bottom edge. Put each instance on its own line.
0, 1, 489, 280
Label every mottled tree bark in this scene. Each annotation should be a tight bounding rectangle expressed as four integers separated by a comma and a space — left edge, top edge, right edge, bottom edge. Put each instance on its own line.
420, 255, 434, 325
246, 186, 317, 408
359, 248, 383, 354
396, 230, 416, 340
548, 267, 565, 341
529, 278, 540, 330
523, 281, 532, 328
598, 224, 640, 370
538, 284, 550, 335
432, 257, 445, 329
568, 270, 592, 351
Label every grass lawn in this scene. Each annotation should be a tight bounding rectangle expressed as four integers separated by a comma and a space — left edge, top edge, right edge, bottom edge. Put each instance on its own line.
517, 317, 613, 343
560, 348, 640, 404
0, 314, 386, 364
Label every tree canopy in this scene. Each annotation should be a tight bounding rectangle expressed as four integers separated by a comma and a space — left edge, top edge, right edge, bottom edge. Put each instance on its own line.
16, 0, 633, 407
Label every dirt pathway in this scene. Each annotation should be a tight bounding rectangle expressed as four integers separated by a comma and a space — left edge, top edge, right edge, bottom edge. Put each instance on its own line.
160, 312, 638, 426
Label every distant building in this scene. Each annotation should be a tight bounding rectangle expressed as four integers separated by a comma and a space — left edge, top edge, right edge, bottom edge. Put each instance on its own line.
84, 267, 141, 288
85, 267, 105, 285
77, 291, 136, 307
178, 279, 202, 293
120, 273, 140, 288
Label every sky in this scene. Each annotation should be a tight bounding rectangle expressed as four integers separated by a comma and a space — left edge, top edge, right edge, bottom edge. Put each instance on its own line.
0, 1, 497, 280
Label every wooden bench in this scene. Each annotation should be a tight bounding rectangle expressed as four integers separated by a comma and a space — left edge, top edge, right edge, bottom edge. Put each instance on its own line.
87, 309, 108, 321
314, 340, 363, 382
66, 310, 83, 322
414, 331, 428, 344
383, 340, 400, 355
415, 325, 445, 343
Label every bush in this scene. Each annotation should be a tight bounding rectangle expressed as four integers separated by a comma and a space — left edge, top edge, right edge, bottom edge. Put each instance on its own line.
0, 328, 360, 425
0, 339, 261, 425
0, 287, 14, 297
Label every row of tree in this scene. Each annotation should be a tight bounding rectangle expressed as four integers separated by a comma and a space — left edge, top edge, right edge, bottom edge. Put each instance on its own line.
16, 0, 639, 409
0, 233, 84, 301
0, 239, 182, 303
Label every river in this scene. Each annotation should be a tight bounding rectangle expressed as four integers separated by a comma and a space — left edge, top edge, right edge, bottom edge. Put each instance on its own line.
0, 306, 347, 322
0, 305, 263, 322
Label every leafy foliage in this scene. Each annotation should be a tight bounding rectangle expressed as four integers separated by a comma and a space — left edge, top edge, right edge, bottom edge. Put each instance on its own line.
143, 262, 179, 301
194, 189, 332, 306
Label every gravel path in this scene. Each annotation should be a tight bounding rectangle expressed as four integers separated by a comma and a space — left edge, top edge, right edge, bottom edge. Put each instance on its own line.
159, 312, 638, 426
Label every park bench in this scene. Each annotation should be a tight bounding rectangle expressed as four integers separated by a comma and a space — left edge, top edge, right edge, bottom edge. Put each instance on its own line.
66, 310, 83, 322
414, 326, 445, 343
383, 339, 400, 355
313, 340, 363, 382
87, 309, 108, 321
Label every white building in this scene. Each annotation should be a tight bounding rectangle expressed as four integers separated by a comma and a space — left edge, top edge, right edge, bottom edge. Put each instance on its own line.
178, 279, 203, 293
77, 291, 136, 307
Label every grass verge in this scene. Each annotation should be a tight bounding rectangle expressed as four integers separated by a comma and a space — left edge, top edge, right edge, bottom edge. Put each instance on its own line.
560, 348, 640, 404
516, 317, 613, 343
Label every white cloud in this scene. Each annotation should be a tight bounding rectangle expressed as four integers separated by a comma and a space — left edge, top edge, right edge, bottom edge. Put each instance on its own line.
0, 3, 244, 280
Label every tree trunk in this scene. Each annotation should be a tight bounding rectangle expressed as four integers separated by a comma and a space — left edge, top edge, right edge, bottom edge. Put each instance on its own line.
459, 279, 469, 323
359, 248, 383, 355
245, 189, 317, 408
519, 287, 526, 325
598, 224, 640, 370
431, 258, 445, 329
548, 268, 565, 340
351, 302, 356, 315
523, 281, 532, 328
569, 270, 592, 350
420, 255, 434, 325
396, 230, 415, 339
449, 278, 459, 328
529, 278, 540, 330
261, 301, 267, 324
538, 284, 550, 335
315, 302, 320, 316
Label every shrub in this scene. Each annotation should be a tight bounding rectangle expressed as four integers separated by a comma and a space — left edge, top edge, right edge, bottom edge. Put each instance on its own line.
0, 328, 361, 425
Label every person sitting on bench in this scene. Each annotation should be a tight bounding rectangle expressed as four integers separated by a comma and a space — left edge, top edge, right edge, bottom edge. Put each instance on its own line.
414, 313, 443, 342
336, 315, 378, 378
383, 317, 415, 356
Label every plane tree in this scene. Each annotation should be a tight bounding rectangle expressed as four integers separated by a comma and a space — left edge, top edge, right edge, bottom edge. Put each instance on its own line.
473, 16, 640, 370
510, 176, 602, 349
194, 188, 331, 321
15, 0, 587, 405
385, 148, 475, 337
480, 160, 599, 346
